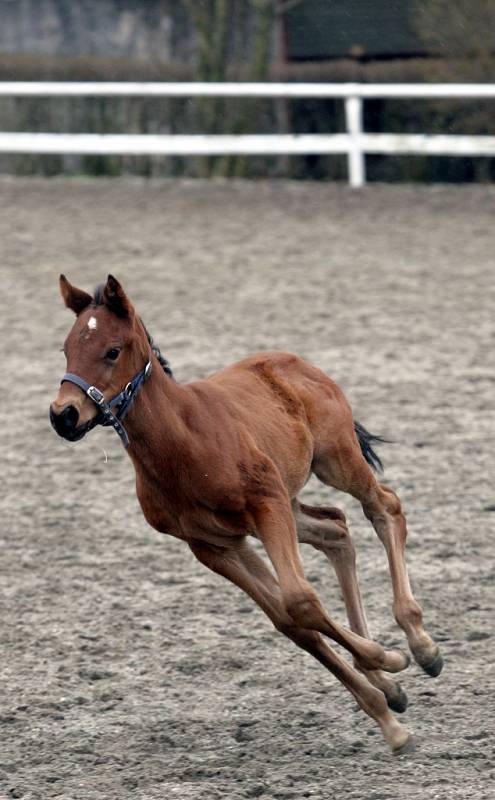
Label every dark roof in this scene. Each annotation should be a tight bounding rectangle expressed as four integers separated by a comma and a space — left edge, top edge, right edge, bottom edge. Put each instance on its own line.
285, 0, 424, 60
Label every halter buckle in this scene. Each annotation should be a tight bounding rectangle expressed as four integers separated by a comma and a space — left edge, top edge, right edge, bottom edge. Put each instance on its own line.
87, 386, 105, 405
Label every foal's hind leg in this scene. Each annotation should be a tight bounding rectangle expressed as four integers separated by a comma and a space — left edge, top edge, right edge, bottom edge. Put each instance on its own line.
251, 493, 409, 675
189, 538, 414, 754
360, 481, 442, 675
294, 501, 408, 713
314, 446, 442, 677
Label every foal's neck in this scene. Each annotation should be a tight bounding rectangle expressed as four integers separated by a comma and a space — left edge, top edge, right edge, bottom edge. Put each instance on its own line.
124, 355, 192, 469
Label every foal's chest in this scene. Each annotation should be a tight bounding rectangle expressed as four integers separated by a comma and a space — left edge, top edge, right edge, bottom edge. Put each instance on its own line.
135, 473, 187, 539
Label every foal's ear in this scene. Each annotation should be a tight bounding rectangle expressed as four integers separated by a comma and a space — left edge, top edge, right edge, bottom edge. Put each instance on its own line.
102, 274, 133, 318
59, 274, 93, 315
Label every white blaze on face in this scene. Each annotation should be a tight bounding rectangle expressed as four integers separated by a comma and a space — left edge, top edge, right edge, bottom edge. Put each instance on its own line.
87, 316, 98, 331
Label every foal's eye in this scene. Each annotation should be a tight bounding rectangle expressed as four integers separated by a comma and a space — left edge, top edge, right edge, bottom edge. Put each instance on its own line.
105, 347, 121, 361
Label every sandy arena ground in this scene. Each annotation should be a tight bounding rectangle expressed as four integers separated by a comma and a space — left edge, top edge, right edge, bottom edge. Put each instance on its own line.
1, 178, 494, 800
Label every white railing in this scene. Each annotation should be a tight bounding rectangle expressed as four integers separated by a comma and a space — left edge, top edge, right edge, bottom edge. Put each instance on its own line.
1, 82, 494, 187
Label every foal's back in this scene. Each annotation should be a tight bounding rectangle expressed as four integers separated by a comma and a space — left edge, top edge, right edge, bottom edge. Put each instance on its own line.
205, 351, 355, 498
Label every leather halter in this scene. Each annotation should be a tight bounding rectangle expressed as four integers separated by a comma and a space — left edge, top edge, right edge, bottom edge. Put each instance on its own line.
61, 358, 152, 449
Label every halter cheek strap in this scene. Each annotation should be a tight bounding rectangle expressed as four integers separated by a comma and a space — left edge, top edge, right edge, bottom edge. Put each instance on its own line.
61, 359, 152, 449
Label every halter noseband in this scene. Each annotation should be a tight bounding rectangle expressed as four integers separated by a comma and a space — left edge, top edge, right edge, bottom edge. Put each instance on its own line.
61, 358, 152, 449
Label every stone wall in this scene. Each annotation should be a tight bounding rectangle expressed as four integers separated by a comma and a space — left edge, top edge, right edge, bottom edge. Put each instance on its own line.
0, 0, 192, 63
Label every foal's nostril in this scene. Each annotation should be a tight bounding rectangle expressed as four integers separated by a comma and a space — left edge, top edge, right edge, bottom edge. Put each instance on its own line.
50, 404, 80, 438
63, 405, 79, 430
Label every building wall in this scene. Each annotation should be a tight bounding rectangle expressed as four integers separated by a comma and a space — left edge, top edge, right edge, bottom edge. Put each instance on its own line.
286, 0, 424, 60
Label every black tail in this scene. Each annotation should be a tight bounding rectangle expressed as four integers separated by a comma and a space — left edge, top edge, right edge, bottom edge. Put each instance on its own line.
354, 421, 388, 473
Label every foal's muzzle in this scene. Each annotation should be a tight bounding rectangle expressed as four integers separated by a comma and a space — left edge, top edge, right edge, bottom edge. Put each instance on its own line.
49, 404, 88, 442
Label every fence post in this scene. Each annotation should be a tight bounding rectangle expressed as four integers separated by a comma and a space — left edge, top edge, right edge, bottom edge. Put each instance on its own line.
345, 95, 365, 188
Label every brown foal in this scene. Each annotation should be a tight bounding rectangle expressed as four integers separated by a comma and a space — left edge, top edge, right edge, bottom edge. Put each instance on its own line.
50, 275, 443, 755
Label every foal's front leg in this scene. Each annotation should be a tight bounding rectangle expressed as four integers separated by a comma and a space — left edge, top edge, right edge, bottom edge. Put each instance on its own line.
251, 493, 410, 675
189, 538, 414, 754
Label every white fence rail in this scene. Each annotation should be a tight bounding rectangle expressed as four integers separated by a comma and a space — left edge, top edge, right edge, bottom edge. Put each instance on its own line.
1, 82, 494, 187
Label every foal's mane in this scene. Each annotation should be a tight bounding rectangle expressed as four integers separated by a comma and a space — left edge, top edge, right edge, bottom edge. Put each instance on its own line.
93, 283, 174, 379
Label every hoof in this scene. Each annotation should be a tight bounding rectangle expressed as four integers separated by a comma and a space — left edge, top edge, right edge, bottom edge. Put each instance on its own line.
421, 649, 444, 678
393, 734, 416, 757
387, 684, 408, 714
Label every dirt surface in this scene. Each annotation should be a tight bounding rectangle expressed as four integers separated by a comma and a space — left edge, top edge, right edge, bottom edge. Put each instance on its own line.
1, 178, 494, 800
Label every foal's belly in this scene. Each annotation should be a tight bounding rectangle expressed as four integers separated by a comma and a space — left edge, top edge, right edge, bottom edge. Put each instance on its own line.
144, 503, 252, 548
137, 479, 254, 547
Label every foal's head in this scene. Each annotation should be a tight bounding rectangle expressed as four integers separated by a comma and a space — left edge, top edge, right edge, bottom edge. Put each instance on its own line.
50, 274, 149, 442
